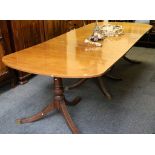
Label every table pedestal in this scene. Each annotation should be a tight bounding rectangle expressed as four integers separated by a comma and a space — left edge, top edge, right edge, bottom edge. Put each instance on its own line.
16, 77, 81, 134
64, 56, 141, 99
65, 76, 113, 100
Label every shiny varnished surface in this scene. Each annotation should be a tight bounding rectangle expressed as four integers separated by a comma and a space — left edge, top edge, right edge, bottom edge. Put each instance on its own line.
2, 22, 152, 78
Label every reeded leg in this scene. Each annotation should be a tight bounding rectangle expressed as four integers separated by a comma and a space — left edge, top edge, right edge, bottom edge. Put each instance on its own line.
65, 96, 81, 106
97, 77, 112, 100
60, 100, 79, 134
105, 74, 122, 81
16, 103, 55, 124
16, 77, 80, 134
64, 76, 112, 100
64, 79, 87, 90
123, 55, 141, 64
103, 65, 122, 81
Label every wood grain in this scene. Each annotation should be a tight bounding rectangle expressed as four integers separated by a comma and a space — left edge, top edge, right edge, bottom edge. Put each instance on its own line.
2, 22, 152, 78
44, 20, 68, 40
10, 20, 45, 51
0, 40, 8, 76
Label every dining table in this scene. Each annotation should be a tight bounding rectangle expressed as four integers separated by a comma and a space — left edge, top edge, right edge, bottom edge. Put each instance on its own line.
2, 22, 152, 133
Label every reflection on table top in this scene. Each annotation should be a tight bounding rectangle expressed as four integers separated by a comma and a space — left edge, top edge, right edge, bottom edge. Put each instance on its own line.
2, 22, 152, 78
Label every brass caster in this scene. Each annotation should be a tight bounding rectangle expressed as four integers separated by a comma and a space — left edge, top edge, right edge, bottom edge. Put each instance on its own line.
16, 119, 22, 124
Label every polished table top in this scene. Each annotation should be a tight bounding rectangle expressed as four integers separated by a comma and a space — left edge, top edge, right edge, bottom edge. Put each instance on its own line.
2, 22, 152, 78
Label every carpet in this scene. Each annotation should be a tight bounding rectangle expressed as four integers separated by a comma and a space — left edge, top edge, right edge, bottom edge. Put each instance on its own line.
0, 47, 155, 134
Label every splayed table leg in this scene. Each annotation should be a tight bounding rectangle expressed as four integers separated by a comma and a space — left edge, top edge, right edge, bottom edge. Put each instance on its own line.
16, 77, 80, 134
